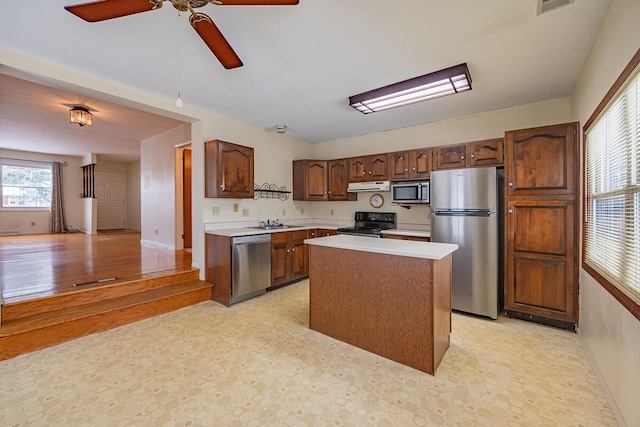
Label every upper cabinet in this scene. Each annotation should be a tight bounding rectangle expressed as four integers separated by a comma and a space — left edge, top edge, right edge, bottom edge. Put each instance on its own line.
205, 140, 254, 199
434, 144, 467, 170
505, 124, 577, 197
327, 159, 356, 201
388, 148, 432, 181
348, 154, 388, 182
294, 159, 356, 201
433, 138, 504, 171
293, 160, 328, 201
468, 138, 504, 167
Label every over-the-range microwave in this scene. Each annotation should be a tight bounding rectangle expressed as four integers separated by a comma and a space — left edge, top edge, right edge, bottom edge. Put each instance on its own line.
391, 180, 430, 204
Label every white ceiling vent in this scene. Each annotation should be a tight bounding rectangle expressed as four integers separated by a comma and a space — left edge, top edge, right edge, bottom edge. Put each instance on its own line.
537, 0, 574, 15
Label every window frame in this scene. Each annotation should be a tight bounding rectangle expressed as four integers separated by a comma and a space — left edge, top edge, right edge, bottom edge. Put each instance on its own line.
582, 48, 640, 321
0, 159, 53, 211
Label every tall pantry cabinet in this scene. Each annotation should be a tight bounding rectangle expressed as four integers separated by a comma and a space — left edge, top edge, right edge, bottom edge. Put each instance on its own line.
504, 122, 579, 329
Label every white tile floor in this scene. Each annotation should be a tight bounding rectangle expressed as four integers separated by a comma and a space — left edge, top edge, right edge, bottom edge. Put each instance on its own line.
0, 280, 616, 426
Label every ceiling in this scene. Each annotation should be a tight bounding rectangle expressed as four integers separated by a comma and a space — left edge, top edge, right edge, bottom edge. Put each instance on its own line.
0, 0, 611, 161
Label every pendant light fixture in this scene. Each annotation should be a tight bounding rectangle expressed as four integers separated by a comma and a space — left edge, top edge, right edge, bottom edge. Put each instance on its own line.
69, 106, 93, 127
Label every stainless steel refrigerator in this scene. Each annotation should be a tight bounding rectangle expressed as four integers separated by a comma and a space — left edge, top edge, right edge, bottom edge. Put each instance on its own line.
430, 167, 500, 319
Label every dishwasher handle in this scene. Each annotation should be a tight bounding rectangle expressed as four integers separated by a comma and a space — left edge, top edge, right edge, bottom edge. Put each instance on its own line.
231, 234, 271, 245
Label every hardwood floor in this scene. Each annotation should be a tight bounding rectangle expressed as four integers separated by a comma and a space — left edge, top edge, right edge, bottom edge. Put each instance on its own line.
0, 232, 193, 304
0, 232, 213, 360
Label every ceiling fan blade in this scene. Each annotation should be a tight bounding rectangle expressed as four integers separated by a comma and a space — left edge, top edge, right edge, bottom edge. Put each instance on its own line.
65, 0, 161, 23
215, 0, 299, 5
190, 13, 243, 69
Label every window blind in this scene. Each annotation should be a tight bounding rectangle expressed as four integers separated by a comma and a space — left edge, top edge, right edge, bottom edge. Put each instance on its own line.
584, 68, 640, 307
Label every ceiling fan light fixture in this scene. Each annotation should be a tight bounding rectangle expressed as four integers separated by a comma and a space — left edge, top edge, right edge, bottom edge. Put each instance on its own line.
69, 106, 93, 127
349, 63, 472, 114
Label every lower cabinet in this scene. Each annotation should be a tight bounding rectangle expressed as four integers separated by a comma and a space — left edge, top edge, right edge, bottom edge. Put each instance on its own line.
271, 230, 309, 286
504, 199, 577, 326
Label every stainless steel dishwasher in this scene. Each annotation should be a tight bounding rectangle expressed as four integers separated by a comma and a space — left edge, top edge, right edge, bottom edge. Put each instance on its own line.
231, 234, 271, 304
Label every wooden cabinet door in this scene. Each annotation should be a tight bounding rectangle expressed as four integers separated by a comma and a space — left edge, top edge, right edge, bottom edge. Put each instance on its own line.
205, 140, 254, 198
505, 199, 577, 323
469, 138, 503, 167
301, 160, 328, 201
271, 232, 290, 286
318, 229, 337, 237
389, 151, 411, 181
367, 154, 388, 181
505, 123, 577, 197
434, 144, 467, 170
410, 148, 432, 178
348, 156, 367, 182
293, 160, 327, 201
328, 159, 354, 201
290, 239, 307, 278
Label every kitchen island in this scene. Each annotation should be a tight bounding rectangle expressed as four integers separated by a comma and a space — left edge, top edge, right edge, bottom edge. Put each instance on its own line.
305, 235, 457, 375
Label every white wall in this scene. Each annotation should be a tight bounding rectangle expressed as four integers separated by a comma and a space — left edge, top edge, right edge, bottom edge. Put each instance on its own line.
140, 124, 191, 249
0, 148, 84, 234
570, 0, 640, 425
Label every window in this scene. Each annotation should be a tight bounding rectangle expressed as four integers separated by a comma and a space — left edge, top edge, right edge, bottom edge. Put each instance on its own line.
0, 161, 52, 209
584, 50, 640, 319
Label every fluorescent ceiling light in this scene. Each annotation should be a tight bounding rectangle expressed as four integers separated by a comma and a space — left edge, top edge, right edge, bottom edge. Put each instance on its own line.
349, 63, 472, 114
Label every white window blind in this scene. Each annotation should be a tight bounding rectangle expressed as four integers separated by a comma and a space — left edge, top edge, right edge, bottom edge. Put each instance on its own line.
584, 68, 640, 307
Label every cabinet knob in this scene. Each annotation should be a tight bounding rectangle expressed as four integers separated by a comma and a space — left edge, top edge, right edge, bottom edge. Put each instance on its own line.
220, 184, 223, 189
292, 248, 295, 252
508, 209, 513, 214
461, 155, 465, 160
287, 249, 290, 253
508, 182, 513, 187
412, 167, 416, 171
471, 154, 475, 158
368, 171, 372, 174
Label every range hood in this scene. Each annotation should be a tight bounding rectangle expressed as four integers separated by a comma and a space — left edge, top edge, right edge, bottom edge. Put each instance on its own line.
347, 181, 391, 192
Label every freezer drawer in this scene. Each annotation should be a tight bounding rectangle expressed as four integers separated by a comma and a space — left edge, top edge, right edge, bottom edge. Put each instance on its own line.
431, 213, 498, 319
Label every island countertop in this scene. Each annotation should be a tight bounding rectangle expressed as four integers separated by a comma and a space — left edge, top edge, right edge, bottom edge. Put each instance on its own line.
304, 234, 457, 260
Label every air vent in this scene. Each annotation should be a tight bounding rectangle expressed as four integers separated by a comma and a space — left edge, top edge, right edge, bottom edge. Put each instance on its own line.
537, 0, 574, 15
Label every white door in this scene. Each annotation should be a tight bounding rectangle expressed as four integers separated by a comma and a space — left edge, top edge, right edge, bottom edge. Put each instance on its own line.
96, 170, 126, 230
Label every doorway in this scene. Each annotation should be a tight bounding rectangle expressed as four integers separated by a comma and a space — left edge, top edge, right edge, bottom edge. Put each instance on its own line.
182, 146, 192, 249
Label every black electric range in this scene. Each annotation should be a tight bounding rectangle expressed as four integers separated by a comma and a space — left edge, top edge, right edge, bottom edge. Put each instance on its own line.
337, 211, 397, 238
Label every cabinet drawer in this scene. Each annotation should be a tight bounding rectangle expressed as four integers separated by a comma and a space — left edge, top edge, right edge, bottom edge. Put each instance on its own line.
271, 232, 289, 244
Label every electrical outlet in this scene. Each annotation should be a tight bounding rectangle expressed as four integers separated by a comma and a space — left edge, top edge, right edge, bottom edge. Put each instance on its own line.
212, 206, 220, 215
330, 209, 334, 216
155, 229, 158, 235
233, 203, 239, 212
282, 209, 286, 216
301, 208, 304, 215
30, 221, 36, 227
242, 208, 249, 217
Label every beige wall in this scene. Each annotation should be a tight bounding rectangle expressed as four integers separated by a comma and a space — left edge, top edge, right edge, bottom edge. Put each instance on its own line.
571, 0, 640, 425
140, 124, 191, 249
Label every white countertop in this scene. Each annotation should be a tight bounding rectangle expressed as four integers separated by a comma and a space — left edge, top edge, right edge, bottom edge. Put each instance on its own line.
206, 224, 333, 237
305, 235, 456, 260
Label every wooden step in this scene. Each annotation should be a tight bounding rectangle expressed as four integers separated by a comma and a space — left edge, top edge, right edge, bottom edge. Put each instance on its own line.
0, 278, 213, 361
1, 268, 200, 322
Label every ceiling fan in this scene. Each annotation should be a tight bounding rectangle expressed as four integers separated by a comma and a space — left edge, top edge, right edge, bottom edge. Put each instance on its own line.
65, 0, 299, 69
